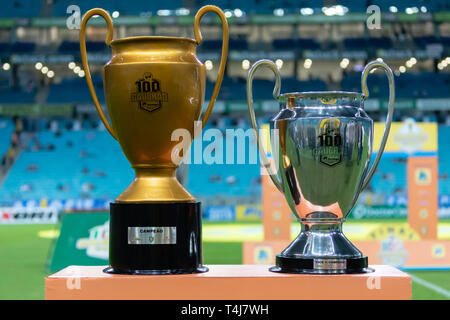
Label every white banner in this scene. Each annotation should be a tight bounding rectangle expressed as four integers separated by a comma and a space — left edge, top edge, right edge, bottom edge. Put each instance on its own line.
0, 207, 59, 224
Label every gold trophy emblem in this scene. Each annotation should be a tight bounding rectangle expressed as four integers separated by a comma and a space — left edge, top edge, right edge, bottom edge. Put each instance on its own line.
80, 6, 228, 274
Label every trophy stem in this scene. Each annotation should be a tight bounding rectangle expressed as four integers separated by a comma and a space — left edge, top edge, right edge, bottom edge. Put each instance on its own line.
116, 167, 196, 203
270, 220, 373, 274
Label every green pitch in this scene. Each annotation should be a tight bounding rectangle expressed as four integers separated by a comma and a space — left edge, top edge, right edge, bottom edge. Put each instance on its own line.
0, 223, 449, 300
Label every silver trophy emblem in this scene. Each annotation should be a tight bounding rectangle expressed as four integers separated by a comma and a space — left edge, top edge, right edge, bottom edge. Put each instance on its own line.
247, 60, 395, 274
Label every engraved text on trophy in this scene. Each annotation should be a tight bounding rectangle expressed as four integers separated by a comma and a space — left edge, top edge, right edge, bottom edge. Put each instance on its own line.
316, 129, 342, 167
130, 72, 168, 113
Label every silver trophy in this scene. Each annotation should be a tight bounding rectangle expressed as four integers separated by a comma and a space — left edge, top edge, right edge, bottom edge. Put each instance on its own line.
247, 60, 394, 274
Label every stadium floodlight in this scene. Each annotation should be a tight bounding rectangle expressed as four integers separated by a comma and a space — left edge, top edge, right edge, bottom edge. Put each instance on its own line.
304, 59, 312, 69
175, 8, 190, 16
410, 57, 417, 64
41, 66, 48, 74
157, 9, 171, 16
275, 59, 283, 69
112, 11, 120, 18
47, 70, 54, 78
78, 70, 85, 77
389, 6, 398, 13
437, 63, 444, 70
73, 66, 81, 73
242, 59, 250, 70
35, 62, 43, 70
205, 60, 213, 70
2, 62, 10, 71
376, 57, 384, 62
399, 66, 406, 73
224, 10, 233, 18
334, 5, 348, 16
421, 6, 427, 13
340, 58, 349, 69
273, 8, 284, 17
406, 7, 419, 14
68, 62, 76, 69
442, 60, 448, 68
322, 7, 336, 16
406, 60, 413, 68
234, 9, 243, 18
300, 8, 313, 16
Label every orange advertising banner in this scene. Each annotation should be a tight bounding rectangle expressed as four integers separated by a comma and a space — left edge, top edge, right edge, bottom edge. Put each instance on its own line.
261, 167, 292, 241
355, 240, 450, 269
407, 156, 438, 239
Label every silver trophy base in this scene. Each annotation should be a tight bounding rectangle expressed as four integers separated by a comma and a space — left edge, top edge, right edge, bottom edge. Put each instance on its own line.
269, 221, 374, 274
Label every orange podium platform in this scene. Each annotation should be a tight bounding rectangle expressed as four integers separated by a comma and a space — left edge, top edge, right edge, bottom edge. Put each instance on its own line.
45, 264, 411, 300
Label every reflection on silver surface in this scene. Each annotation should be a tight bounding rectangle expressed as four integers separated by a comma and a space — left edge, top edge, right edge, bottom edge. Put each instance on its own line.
247, 59, 395, 265
273, 102, 372, 222
128, 226, 177, 245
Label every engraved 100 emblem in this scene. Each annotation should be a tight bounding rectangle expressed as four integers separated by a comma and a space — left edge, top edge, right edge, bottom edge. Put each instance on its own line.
316, 118, 342, 166
130, 72, 168, 113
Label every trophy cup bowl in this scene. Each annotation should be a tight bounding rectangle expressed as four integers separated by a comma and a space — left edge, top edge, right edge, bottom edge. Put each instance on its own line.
247, 59, 395, 274
79, 6, 228, 274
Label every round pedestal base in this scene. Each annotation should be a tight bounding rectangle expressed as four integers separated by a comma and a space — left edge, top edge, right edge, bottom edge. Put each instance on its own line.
103, 266, 208, 275
105, 201, 207, 275
270, 255, 373, 274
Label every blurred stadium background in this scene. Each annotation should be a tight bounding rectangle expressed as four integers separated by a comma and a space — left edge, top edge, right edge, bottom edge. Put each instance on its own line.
0, 0, 450, 299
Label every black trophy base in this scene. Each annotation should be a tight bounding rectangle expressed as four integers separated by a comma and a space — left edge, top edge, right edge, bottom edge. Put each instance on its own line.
106, 201, 208, 275
269, 255, 374, 274
103, 266, 208, 275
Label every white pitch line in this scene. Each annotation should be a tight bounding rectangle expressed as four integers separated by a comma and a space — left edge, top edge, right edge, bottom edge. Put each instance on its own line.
410, 275, 450, 299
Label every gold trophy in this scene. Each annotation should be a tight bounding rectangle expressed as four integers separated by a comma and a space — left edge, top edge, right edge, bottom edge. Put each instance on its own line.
79, 6, 228, 274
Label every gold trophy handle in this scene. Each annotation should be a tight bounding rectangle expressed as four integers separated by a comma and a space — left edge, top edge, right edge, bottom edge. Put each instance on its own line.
194, 5, 229, 129
360, 60, 395, 190
79, 8, 117, 140
247, 59, 283, 192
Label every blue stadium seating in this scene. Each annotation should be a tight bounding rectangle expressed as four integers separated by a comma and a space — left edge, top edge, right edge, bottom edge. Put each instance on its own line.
0, 128, 133, 201
0, 0, 42, 18
59, 41, 107, 54
0, 86, 36, 104
53, 0, 183, 17
341, 71, 450, 99
0, 121, 449, 204
47, 77, 104, 103
439, 126, 450, 195
0, 42, 35, 56
0, 118, 14, 157
273, 38, 320, 51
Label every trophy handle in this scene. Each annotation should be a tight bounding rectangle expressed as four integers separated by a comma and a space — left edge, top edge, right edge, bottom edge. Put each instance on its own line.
247, 59, 283, 192
80, 8, 117, 140
194, 5, 229, 129
360, 60, 395, 190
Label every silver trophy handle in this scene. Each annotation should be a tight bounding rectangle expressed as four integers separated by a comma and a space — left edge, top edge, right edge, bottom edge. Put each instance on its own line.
247, 59, 283, 192
360, 60, 395, 190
